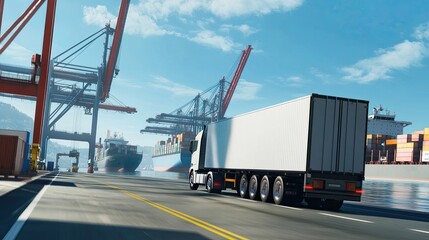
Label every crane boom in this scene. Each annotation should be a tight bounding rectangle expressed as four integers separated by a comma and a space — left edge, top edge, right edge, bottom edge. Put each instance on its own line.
101, 0, 130, 101
221, 45, 252, 117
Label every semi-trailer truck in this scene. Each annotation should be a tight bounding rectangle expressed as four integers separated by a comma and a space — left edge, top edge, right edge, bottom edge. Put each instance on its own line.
188, 94, 369, 210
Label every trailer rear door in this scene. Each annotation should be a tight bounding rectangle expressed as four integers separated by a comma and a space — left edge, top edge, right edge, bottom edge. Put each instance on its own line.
308, 95, 368, 175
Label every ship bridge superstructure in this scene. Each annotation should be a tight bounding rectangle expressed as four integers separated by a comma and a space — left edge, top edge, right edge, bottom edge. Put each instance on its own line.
367, 105, 412, 136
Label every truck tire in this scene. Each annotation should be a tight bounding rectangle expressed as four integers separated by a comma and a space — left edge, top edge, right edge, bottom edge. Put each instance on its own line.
206, 174, 220, 193
249, 175, 260, 200
322, 199, 343, 211
273, 176, 285, 205
239, 174, 249, 198
260, 175, 273, 202
206, 174, 214, 193
189, 171, 198, 190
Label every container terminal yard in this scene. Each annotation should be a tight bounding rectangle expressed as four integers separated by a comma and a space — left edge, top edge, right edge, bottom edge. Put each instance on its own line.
1, 1, 429, 240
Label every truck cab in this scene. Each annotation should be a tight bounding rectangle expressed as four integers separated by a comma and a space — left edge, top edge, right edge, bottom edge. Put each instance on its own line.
188, 130, 206, 190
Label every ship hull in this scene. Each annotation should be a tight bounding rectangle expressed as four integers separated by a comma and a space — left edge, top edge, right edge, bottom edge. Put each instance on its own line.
365, 164, 429, 181
97, 153, 142, 172
152, 151, 191, 172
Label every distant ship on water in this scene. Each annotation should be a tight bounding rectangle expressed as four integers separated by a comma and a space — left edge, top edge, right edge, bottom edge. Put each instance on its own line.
151, 132, 195, 173
96, 131, 142, 172
365, 105, 429, 181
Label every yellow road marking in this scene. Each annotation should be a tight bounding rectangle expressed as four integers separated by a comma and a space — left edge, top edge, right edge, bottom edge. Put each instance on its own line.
91, 179, 248, 240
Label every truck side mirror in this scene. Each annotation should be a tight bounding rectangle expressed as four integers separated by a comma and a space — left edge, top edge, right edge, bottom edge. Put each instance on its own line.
189, 140, 198, 153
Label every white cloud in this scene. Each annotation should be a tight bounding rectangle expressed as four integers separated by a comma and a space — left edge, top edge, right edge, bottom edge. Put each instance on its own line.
189, 30, 235, 52
83, 5, 116, 27
342, 22, 429, 84
83, 5, 179, 37
126, 7, 175, 37
130, 0, 303, 19
0, 43, 33, 65
272, 75, 305, 87
113, 78, 143, 89
287, 76, 302, 82
196, 18, 216, 28
149, 76, 200, 97
234, 79, 262, 100
208, 0, 304, 18
414, 22, 429, 41
83, 0, 304, 50
342, 40, 427, 83
221, 24, 258, 36
134, 0, 203, 20
311, 68, 331, 80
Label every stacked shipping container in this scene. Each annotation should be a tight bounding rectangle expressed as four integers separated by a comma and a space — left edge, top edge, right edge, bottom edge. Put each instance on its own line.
395, 133, 422, 163
423, 128, 429, 162
366, 134, 395, 162
365, 128, 429, 164
153, 132, 195, 157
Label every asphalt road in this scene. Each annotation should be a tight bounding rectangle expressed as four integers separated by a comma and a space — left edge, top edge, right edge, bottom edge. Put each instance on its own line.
1, 172, 428, 240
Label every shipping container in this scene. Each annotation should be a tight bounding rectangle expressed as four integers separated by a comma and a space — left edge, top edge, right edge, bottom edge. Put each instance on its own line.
396, 148, 416, 153
411, 134, 423, 142
423, 151, 429, 162
397, 134, 412, 144
0, 129, 30, 173
0, 135, 25, 178
395, 157, 414, 163
397, 142, 418, 149
47, 161, 54, 171
395, 152, 414, 157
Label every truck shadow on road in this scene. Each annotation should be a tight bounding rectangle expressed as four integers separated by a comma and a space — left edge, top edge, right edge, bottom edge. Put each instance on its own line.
12, 220, 211, 240
213, 190, 429, 223
341, 203, 429, 222
0, 172, 76, 239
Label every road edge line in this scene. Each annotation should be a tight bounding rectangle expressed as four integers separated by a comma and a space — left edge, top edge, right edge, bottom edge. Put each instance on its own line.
3, 173, 59, 240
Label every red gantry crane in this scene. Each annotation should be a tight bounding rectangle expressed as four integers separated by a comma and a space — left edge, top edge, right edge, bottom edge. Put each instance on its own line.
0, 0, 132, 173
221, 45, 252, 117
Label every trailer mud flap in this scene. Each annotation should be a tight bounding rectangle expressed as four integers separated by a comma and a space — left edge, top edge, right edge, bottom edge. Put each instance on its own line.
208, 172, 225, 190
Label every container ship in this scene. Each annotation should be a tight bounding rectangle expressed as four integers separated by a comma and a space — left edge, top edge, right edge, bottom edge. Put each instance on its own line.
152, 132, 195, 172
365, 106, 429, 180
96, 132, 142, 172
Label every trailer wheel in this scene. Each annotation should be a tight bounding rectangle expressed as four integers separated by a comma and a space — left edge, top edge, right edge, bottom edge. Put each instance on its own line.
239, 174, 249, 198
189, 171, 198, 190
273, 176, 285, 205
260, 175, 273, 202
249, 175, 260, 200
322, 199, 343, 211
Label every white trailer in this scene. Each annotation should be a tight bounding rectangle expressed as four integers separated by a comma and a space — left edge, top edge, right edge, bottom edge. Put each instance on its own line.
189, 94, 369, 210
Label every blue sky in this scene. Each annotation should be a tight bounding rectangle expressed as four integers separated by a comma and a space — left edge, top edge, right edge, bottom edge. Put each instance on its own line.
1, 0, 429, 148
